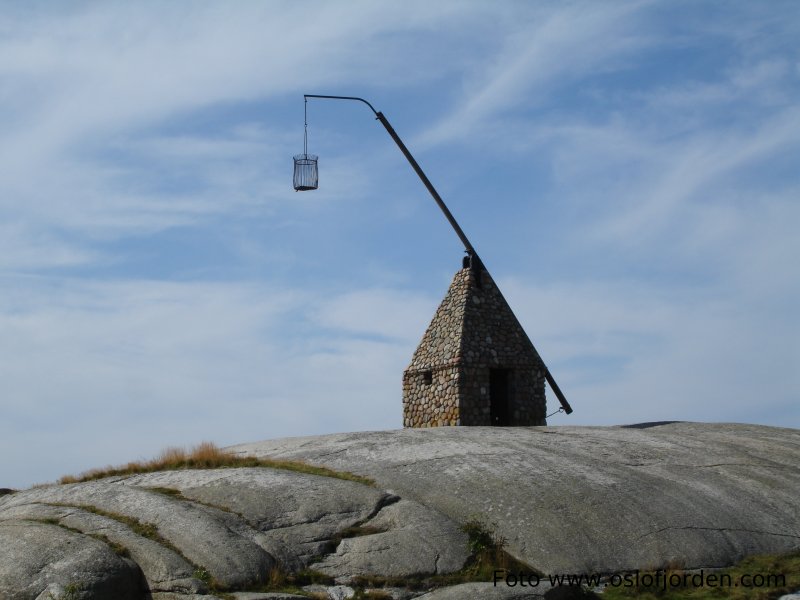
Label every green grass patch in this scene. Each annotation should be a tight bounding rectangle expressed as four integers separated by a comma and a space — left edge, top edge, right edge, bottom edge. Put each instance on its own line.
338, 525, 387, 539
25, 516, 130, 558
315, 523, 390, 557
146, 486, 185, 499
143, 486, 243, 517
192, 567, 213, 585
25, 517, 85, 537
234, 566, 335, 596
347, 590, 394, 600
47, 502, 179, 555
89, 533, 131, 558
28, 517, 61, 526
45, 581, 84, 600
57, 441, 374, 487
85, 507, 161, 543
459, 516, 541, 582
600, 550, 800, 600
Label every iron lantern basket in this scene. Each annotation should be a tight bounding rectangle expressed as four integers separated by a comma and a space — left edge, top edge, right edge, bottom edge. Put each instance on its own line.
293, 153, 318, 191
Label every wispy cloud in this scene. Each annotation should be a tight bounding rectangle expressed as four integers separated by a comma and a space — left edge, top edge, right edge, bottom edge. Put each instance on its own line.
502, 275, 799, 427
592, 106, 800, 245
420, 2, 653, 146
0, 2, 480, 270
0, 276, 428, 487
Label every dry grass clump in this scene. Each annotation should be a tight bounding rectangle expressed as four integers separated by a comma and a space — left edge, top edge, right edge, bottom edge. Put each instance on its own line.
58, 441, 374, 487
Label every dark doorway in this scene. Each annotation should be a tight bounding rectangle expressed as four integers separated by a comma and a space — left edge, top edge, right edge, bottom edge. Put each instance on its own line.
490, 369, 510, 426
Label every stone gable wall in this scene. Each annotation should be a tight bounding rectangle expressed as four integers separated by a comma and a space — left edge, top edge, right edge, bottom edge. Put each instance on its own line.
458, 366, 546, 426
402, 365, 461, 427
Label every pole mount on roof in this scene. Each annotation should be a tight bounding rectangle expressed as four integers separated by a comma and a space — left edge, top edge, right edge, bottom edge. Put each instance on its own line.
303, 94, 482, 271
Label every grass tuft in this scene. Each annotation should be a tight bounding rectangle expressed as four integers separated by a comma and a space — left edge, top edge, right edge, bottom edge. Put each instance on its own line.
234, 566, 335, 596
57, 441, 374, 487
316, 523, 390, 556
601, 550, 800, 600
90, 534, 131, 558
46, 581, 83, 600
47, 502, 181, 557
146, 486, 186, 499
459, 516, 539, 582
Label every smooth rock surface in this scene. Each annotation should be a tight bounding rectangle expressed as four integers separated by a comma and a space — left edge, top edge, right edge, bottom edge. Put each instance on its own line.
315, 499, 468, 580
0, 465, 467, 598
1, 423, 798, 599
121, 468, 392, 569
0, 501, 204, 594
0, 520, 143, 600
0, 476, 273, 590
231, 422, 800, 574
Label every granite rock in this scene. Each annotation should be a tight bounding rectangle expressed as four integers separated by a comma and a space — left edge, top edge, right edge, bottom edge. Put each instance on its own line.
2, 423, 798, 599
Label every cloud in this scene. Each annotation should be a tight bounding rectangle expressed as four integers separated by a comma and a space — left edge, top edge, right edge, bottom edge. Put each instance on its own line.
0, 222, 97, 269
591, 106, 800, 246
0, 275, 429, 487
497, 48, 800, 268
0, 2, 485, 270
500, 275, 799, 428
313, 288, 437, 342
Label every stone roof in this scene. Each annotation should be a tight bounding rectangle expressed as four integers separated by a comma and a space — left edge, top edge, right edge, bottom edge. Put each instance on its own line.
406, 267, 543, 373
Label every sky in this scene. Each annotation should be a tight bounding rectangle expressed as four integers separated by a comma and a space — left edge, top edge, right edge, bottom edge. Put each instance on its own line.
1, 1, 798, 489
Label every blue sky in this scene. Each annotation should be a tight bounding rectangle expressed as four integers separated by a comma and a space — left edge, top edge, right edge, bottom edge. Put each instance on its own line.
1, 1, 798, 488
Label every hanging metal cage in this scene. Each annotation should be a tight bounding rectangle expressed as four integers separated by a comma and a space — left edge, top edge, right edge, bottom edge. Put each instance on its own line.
293, 154, 318, 191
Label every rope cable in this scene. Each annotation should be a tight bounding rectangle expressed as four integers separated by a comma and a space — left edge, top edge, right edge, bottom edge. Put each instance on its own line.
304, 97, 308, 156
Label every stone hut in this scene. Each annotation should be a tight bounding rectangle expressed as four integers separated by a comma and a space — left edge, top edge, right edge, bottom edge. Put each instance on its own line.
403, 265, 547, 427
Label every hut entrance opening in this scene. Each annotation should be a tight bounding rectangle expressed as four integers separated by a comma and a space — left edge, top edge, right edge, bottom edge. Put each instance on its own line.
490, 368, 510, 426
